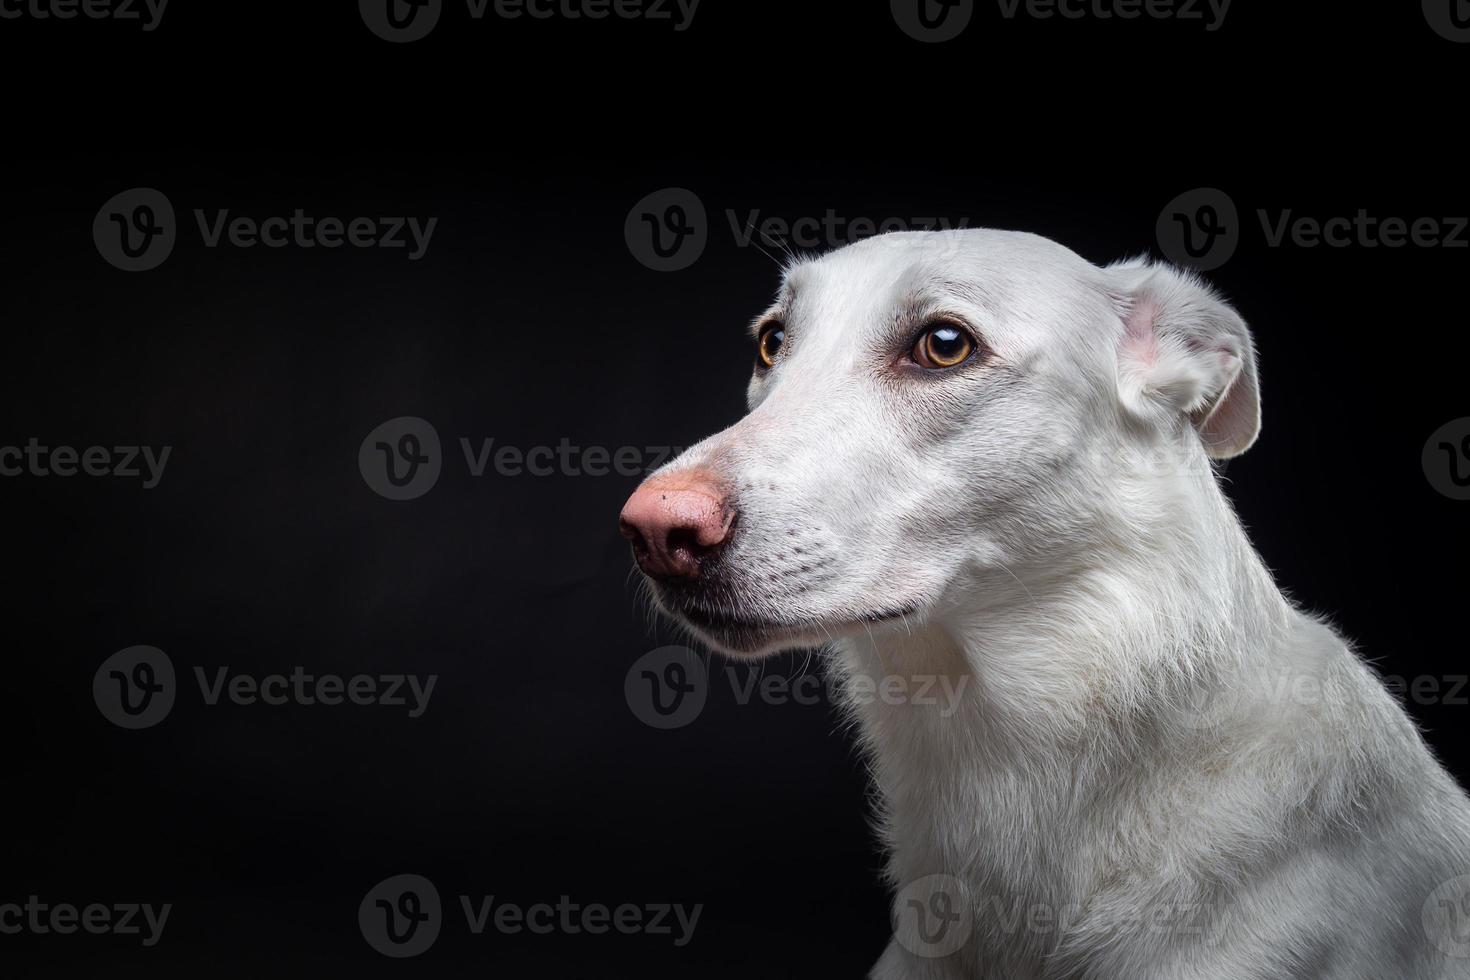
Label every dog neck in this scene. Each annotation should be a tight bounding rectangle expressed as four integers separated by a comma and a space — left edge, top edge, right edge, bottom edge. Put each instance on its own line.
828, 456, 1296, 901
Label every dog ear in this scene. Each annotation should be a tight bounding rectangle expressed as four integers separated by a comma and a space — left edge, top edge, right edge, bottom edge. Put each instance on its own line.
1109, 259, 1261, 459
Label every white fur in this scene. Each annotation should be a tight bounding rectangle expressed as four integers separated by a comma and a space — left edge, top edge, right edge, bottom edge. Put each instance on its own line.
634, 229, 1470, 978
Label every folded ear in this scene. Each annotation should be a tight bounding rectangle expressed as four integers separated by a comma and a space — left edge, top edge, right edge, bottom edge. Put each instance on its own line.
1108, 258, 1261, 460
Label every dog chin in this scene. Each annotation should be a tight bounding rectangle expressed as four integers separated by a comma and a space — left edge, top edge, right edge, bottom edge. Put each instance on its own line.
656, 603, 807, 658
660, 598, 920, 659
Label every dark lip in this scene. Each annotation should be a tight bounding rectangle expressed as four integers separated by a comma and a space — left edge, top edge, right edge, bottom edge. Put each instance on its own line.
673, 600, 919, 636
859, 605, 920, 625
676, 603, 787, 633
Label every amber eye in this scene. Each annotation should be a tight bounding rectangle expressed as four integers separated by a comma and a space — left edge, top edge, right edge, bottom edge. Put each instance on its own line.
912, 322, 976, 369
757, 321, 785, 369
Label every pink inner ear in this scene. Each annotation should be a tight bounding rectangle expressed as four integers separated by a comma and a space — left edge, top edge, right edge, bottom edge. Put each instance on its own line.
1122, 298, 1161, 366
1197, 350, 1258, 458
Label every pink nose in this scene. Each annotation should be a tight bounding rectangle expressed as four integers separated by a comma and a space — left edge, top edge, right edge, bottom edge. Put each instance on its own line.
619, 469, 736, 581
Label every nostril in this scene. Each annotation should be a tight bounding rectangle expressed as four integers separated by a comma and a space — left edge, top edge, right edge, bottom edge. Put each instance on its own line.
618, 517, 646, 552
665, 524, 714, 561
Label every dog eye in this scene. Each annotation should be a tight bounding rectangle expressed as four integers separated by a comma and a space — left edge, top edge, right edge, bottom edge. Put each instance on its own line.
912, 322, 976, 369
756, 321, 785, 369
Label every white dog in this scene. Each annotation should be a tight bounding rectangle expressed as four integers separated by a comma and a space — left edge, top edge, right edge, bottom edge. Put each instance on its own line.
619, 229, 1470, 978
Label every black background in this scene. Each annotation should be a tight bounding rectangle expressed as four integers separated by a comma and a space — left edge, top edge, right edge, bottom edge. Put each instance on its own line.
1, 1, 1467, 976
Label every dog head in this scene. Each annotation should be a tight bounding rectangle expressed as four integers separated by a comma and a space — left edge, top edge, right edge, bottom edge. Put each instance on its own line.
620, 229, 1260, 656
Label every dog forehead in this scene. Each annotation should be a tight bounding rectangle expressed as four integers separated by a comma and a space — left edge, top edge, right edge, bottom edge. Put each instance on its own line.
781, 229, 1099, 327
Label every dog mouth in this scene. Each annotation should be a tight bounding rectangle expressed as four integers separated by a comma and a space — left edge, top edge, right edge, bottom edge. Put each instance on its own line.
664, 595, 921, 654
624, 502, 925, 652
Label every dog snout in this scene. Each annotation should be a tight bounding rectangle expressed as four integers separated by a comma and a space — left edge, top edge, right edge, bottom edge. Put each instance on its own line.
619, 469, 736, 582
